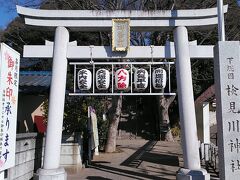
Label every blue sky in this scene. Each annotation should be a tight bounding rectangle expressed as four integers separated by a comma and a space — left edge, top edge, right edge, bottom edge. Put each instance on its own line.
0, 6, 18, 29
0, 0, 41, 29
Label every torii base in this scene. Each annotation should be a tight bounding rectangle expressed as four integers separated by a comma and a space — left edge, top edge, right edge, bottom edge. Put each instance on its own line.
34, 167, 67, 180
177, 168, 210, 180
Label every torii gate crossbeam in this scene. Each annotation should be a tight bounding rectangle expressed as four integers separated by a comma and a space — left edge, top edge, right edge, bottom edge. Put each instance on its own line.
17, 5, 228, 31
23, 45, 214, 59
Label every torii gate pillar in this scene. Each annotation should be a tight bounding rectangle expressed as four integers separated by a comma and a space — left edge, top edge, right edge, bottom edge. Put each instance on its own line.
36, 26, 69, 180
174, 26, 210, 180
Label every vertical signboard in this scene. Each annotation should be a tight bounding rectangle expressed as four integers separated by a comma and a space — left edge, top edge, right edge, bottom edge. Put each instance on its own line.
112, 19, 130, 52
89, 107, 99, 150
214, 41, 240, 180
0, 43, 20, 171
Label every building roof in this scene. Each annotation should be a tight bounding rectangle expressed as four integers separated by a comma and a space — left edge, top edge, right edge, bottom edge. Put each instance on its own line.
19, 71, 51, 93
195, 84, 215, 106
20, 58, 42, 68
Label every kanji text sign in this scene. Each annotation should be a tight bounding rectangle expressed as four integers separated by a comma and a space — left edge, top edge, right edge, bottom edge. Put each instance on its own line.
112, 19, 130, 52
0, 43, 20, 171
214, 41, 240, 180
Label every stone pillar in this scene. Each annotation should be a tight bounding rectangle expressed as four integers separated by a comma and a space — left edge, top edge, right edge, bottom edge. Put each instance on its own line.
36, 26, 69, 180
214, 41, 240, 180
174, 26, 210, 180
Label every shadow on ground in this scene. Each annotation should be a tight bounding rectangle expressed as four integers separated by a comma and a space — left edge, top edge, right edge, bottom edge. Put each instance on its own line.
90, 163, 170, 180
141, 152, 179, 166
89, 140, 180, 180
86, 176, 112, 180
120, 141, 157, 168
121, 141, 179, 167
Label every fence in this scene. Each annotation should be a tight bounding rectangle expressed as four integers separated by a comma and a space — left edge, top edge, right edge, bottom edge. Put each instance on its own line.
200, 142, 219, 174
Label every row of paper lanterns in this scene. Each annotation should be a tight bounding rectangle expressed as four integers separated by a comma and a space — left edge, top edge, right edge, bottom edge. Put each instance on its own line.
77, 68, 167, 90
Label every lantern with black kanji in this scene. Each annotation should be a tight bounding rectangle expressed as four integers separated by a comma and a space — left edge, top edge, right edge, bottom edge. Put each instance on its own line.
152, 68, 167, 89
77, 69, 92, 90
96, 69, 110, 90
134, 68, 148, 90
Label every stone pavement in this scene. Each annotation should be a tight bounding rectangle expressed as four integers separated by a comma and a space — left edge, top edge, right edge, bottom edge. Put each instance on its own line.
66, 139, 184, 180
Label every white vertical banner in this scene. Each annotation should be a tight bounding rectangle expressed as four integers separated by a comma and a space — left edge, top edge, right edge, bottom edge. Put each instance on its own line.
0, 43, 20, 171
89, 107, 99, 150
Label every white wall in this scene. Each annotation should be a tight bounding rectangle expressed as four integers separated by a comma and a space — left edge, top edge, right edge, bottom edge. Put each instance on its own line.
4, 133, 83, 180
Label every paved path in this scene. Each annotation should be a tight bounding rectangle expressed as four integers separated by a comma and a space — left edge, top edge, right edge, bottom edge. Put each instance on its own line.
66, 140, 183, 180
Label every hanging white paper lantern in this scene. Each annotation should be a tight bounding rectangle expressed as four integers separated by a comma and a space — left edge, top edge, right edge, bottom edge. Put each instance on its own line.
134, 68, 148, 90
115, 69, 129, 90
78, 69, 92, 90
96, 69, 110, 90
152, 68, 167, 89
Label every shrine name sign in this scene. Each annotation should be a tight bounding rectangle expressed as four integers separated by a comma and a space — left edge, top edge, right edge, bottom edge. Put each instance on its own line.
112, 19, 130, 52
214, 41, 240, 180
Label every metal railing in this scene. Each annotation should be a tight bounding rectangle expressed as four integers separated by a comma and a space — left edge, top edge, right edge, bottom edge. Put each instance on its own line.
69, 61, 176, 96
209, 143, 219, 173
200, 142, 219, 173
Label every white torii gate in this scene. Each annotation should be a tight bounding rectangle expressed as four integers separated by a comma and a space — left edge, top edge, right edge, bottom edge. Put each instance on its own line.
17, 5, 228, 180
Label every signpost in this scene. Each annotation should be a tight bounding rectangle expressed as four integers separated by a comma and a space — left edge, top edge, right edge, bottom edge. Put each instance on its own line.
214, 41, 240, 180
0, 43, 20, 173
